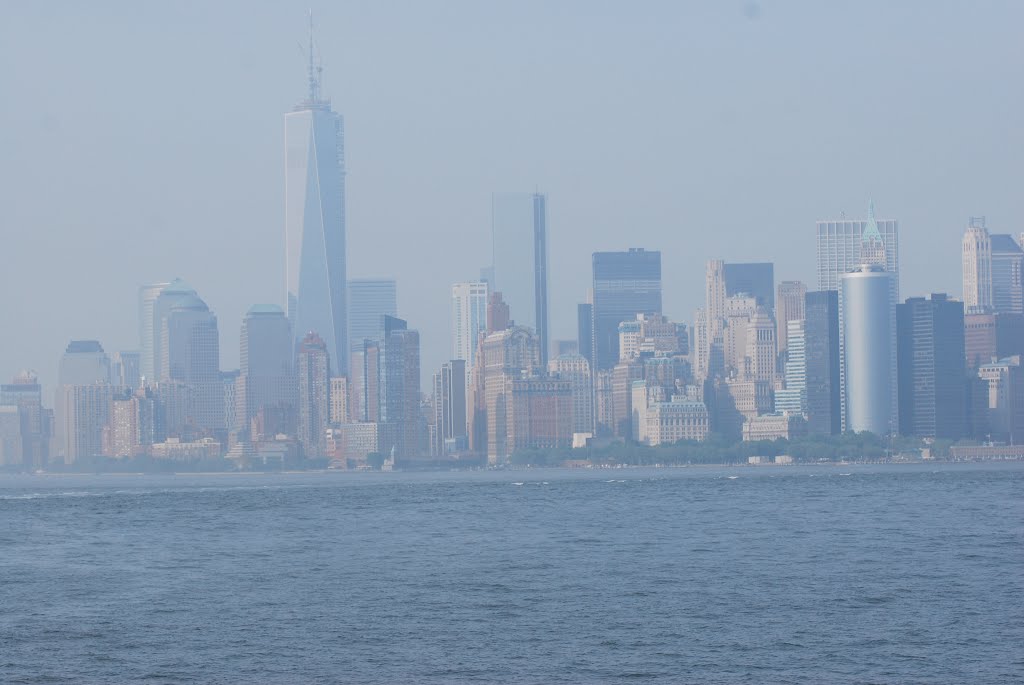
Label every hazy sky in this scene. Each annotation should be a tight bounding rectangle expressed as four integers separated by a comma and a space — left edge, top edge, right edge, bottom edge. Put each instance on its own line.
2, 1, 1022, 393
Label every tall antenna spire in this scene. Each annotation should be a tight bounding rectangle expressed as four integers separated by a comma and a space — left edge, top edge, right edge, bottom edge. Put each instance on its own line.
307, 9, 320, 103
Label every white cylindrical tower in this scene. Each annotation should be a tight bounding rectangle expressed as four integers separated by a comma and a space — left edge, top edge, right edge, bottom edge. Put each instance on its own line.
842, 264, 897, 435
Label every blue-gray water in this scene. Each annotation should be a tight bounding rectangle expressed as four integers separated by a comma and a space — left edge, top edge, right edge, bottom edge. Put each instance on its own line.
1, 463, 1021, 684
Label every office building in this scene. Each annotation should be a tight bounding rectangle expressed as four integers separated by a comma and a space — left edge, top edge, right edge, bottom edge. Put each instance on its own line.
804, 290, 841, 435
487, 291, 511, 334
0, 406, 21, 467
150, 279, 201, 385
775, 319, 806, 415
473, 326, 540, 462
111, 351, 141, 390
490, 192, 549, 364
379, 316, 421, 461
508, 376, 573, 453
329, 377, 348, 426
138, 282, 170, 382
644, 398, 709, 446
285, 37, 348, 372
161, 291, 223, 435
1, 371, 50, 468
58, 383, 113, 464
776, 281, 807, 358
816, 202, 899, 299
841, 265, 897, 435
962, 218, 993, 310
55, 340, 112, 463
991, 233, 1023, 314
897, 294, 966, 439
432, 360, 467, 457
592, 248, 662, 371
238, 305, 295, 437
724, 262, 775, 309
548, 353, 594, 435
451, 281, 488, 368
577, 303, 594, 367
977, 356, 1024, 443
297, 331, 331, 458
348, 278, 397, 350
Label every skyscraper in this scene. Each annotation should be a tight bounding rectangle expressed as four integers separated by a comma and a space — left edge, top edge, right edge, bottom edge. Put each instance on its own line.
897, 294, 966, 439
548, 353, 594, 435
238, 305, 295, 438
451, 281, 488, 368
54, 340, 112, 463
348, 279, 397, 351
138, 282, 169, 382
111, 351, 141, 390
297, 331, 331, 458
490, 193, 549, 364
432, 359, 467, 456
577, 303, 594, 367
962, 218, 993, 311
816, 202, 899, 300
723, 262, 775, 309
285, 27, 348, 373
379, 316, 421, 461
0, 371, 49, 468
841, 265, 897, 435
804, 290, 841, 435
592, 248, 662, 371
991, 234, 1023, 315
150, 279, 200, 385
774, 319, 806, 415
162, 291, 223, 436
776, 280, 807, 359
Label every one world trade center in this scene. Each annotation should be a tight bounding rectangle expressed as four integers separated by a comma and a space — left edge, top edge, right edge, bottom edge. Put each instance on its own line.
284, 23, 348, 373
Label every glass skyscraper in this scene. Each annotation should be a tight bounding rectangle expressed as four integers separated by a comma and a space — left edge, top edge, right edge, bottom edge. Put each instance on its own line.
490, 193, 549, 364
285, 46, 348, 373
591, 249, 662, 371
348, 279, 397, 351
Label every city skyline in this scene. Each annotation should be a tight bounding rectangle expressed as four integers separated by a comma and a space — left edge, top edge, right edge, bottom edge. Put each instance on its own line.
3, 3, 1021, 394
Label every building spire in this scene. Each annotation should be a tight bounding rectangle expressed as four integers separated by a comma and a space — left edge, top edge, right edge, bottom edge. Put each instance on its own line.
862, 198, 883, 242
307, 9, 321, 103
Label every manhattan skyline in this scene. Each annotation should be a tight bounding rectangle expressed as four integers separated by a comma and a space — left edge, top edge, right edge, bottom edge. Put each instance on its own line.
2, 2, 1022, 394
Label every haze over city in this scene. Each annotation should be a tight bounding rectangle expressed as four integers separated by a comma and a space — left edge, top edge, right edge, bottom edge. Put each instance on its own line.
2, 1, 1022, 392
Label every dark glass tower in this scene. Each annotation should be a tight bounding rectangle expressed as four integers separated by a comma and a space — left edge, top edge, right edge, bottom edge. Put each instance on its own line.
804, 290, 841, 435
723, 262, 775, 309
897, 294, 966, 439
591, 249, 662, 371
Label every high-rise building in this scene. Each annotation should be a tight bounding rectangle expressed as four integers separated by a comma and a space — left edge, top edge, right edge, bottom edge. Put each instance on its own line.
0, 371, 50, 468
296, 331, 331, 458
451, 281, 488, 368
285, 33, 348, 373
548, 353, 594, 435
54, 340, 112, 464
379, 316, 421, 461
0, 406, 21, 467
432, 360, 467, 457
103, 387, 154, 459
592, 248, 662, 371
329, 376, 349, 426
577, 303, 594, 367
111, 351, 141, 390
162, 291, 223, 436
774, 319, 806, 415
474, 326, 541, 463
817, 202, 899, 300
58, 384, 112, 464
348, 279, 397, 351
486, 291, 511, 334
962, 218, 993, 311
508, 377, 573, 453
991, 233, 1023, 315
238, 305, 295, 437
804, 291, 841, 435
490, 193, 549, 364
150, 279, 200, 386
841, 265, 898, 435
723, 262, 775, 309
897, 294, 966, 439
977, 356, 1024, 443
776, 281, 807, 359
138, 282, 170, 382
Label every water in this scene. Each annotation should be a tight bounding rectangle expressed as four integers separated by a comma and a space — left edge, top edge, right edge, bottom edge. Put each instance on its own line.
1, 463, 1021, 684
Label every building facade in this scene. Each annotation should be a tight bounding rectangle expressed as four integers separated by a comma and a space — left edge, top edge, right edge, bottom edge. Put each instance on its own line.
285, 49, 348, 373
592, 248, 662, 371
451, 281, 489, 368
348, 278, 397, 351
297, 332, 331, 458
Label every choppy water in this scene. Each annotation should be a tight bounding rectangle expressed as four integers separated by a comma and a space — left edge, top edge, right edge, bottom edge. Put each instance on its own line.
1, 463, 1021, 684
